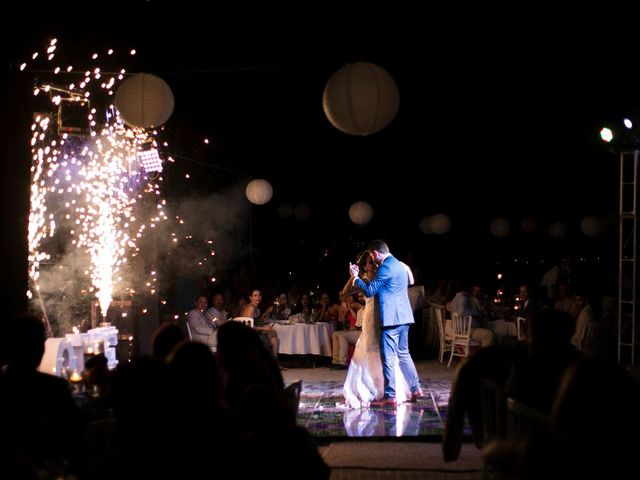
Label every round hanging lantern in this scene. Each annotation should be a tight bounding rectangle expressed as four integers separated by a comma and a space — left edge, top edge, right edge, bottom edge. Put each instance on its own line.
429, 213, 452, 235
246, 179, 273, 205
323, 62, 400, 136
115, 73, 174, 129
348, 201, 373, 225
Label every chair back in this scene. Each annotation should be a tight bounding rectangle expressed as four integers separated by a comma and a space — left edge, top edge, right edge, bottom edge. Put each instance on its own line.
185, 319, 193, 340
447, 313, 480, 367
433, 304, 454, 364
516, 316, 526, 340
451, 312, 472, 337
232, 316, 254, 328
579, 321, 603, 356
283, 379, 302, 424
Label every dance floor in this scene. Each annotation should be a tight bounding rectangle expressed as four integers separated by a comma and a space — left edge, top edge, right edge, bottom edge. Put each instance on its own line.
281, 358, 469, 439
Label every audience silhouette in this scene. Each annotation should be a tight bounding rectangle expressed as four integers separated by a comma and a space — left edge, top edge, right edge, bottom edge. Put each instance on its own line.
0, 314, 84, 478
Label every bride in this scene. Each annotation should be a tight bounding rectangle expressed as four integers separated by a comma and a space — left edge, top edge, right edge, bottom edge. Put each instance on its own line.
343, 251, 411, 408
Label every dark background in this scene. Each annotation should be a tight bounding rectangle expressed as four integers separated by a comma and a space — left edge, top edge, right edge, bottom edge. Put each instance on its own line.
3, 3, 638, 317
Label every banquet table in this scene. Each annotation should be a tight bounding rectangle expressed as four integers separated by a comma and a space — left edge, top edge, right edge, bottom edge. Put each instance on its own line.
443, 318, 517, 344
488, 319, 518, 343
273, 322, 334, 356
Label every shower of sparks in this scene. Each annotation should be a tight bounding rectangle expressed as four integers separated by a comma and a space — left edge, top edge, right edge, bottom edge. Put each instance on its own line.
25, 39, 169, 319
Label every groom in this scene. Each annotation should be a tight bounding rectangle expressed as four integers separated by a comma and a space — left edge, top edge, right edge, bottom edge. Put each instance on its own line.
350, 239, 424, 407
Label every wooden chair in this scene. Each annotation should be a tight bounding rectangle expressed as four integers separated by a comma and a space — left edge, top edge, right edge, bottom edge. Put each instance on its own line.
185, 319, 193, 340
232, 316, 255, 328
433, 304, 454, 364
448, 313, 480, 367
578, 321, 603, 357
516, 317, 526, 341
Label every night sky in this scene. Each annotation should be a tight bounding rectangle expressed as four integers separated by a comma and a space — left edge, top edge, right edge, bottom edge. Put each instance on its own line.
3, 3, 638, 315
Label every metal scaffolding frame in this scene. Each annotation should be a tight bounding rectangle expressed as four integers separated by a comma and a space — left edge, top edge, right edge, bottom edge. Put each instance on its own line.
618, 151, 638, 365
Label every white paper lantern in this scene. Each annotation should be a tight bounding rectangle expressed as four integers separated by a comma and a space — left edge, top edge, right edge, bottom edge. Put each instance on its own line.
581, 215, 604, 236
490, 218, 511, 238
294, 203, 312, 220
549, 221, 568, 239
115, 73, 174, 129
349, 201, 373, 225
246, 179, 273, 205
429, 213, 451, 235
323, 62, 400, 136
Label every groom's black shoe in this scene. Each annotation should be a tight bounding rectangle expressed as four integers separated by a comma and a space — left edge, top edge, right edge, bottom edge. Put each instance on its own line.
330, 363, 348, 370
371, 397, 397, 408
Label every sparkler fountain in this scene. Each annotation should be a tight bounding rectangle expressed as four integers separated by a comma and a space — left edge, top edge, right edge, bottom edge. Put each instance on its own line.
24, 39, 170, 332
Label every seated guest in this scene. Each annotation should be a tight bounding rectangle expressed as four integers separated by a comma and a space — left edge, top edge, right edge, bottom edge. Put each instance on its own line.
515, 284, 540, 318
327, 291, 347, 330
271, 293, 292, 320
187, 294, 217, 350
331, 291, 363, 369
216, 321, 285, 426
0, 314, 84, 476
240, 289, 280, 359
504, 310, 579, 414
570, 290, 595, 348
291, 292, 314, 323
450, 282, 497, 348
443, 344, 521, 460
216, 321, 330, 479
230, 296, 248, 319
206, 292, 231, 326
313, 292, 332, 323
470, 283, 490, 322
553, 282, 573, 314
151, 322, 185, 361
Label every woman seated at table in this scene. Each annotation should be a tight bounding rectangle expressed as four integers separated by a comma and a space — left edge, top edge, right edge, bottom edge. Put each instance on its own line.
330, 292, 363, 369
291, 292, 314, 323
313, 292, 333, 323
240, 289, 280, 358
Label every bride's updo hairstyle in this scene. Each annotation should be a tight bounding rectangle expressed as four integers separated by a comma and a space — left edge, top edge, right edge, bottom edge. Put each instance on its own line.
356, 251, 369, 270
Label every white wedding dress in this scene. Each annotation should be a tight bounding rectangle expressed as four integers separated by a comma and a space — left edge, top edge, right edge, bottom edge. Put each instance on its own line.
343, 297, 410, 408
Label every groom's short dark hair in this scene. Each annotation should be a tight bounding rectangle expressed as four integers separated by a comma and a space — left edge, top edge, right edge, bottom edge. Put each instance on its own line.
368, 239, 389, 254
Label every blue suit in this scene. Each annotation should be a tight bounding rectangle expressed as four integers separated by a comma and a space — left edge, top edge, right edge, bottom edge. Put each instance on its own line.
354, 255, 421, 399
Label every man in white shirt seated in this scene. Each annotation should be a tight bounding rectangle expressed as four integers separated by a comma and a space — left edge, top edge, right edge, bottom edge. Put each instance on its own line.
187, 294, 217, 350
571, 292, 595, 348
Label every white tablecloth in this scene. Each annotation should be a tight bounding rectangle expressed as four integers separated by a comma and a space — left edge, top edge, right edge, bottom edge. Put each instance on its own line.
443, 319, 517, 343
273, 322, 334, 356
488, 320, 518, 342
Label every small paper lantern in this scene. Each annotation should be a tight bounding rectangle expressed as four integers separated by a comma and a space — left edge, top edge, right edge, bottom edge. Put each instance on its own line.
549, 221, 568, 239
245, 179, 273, 205
349, 201, 373, 225
294, 204, 312, 220
115, 73, 174, 129
323, 62, 399, 136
